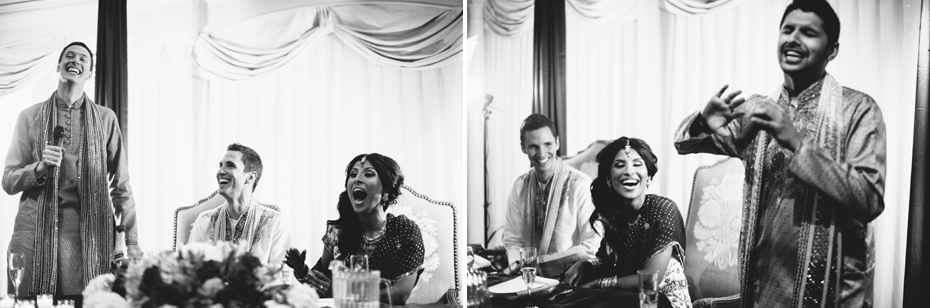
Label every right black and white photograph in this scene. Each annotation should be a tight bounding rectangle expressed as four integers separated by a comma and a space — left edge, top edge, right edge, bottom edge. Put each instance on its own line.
465, 0, 929, 307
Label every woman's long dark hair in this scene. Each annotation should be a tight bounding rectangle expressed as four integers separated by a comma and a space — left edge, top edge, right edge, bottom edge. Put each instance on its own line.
330, 153, 405, 256
589, 137, 658, 235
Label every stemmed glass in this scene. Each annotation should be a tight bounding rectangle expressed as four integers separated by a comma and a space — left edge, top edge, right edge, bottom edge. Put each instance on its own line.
8, 251, 24, 302
521, 267, 537, 308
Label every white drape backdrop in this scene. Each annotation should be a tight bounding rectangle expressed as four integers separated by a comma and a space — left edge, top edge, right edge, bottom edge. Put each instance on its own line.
475, 0, 920, 306
191, 33, 463, 262
0, 2, 462, 298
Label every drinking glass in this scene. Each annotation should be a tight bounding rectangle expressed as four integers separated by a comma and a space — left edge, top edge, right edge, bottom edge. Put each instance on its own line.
348, 254, 369, 272
7, 251, 24, 302
521, 267, 537, 308
520, 247, 538, 271
637, 269, 659, 308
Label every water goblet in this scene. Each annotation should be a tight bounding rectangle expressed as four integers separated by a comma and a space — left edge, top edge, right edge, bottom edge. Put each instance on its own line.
521, 267, 538, 308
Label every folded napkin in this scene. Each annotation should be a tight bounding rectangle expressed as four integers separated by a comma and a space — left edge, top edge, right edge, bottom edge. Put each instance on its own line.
488, 276, 559, 300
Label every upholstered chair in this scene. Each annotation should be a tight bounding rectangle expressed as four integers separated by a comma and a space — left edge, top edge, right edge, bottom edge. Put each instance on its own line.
562, 140, 608, 179
385, 185, 459, 304
684, 157, 743, 308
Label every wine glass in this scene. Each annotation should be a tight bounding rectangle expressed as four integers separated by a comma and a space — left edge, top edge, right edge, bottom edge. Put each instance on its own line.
8, 251, 24, 301
521, 267, 538, 308
520, 247, 538, 272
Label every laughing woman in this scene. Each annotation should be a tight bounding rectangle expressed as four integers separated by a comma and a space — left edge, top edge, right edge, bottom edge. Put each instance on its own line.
285, 153, 424, 305
562, 137, 691, 308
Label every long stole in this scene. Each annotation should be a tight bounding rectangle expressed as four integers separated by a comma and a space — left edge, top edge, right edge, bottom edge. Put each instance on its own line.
28, 92, 112, 295
739, 75, 846, 308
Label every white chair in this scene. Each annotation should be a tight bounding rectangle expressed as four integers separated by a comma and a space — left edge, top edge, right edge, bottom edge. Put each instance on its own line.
386, 185, 458, 304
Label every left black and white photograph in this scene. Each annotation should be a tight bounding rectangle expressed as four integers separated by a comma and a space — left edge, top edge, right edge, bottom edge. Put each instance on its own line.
0, 0, 464, 307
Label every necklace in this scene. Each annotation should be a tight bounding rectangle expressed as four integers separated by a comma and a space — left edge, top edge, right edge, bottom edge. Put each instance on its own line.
362, 220, 387, 242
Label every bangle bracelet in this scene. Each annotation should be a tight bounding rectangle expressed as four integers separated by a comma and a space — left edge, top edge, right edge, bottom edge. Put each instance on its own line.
586, 258, 602, 267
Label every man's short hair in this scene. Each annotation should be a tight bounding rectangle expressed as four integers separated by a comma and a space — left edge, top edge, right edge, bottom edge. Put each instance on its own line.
520, 113, 559, 144
58, 42, 94, 71
227, 143, 263, 190
780, 0, 840, 46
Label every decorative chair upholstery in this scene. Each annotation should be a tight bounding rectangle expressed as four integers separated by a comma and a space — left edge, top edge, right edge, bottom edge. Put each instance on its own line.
684, 157, 743, 308
385, 185, 458, 304
173, 191, 281, 251
562, 140, 608, 179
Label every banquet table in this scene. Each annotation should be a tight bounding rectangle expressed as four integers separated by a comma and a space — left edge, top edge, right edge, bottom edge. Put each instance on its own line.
486, 273, 672, 308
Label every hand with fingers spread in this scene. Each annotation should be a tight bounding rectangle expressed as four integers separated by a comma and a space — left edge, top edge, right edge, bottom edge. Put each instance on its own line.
284, 248, 309, 278
747, 99, 802, 151
35, 145, 64, 176
701, 85, 748, 136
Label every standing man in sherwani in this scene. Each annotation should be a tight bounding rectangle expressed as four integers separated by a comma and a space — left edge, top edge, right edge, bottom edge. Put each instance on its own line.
3, 42, 139, 301
674, 1, 886, 306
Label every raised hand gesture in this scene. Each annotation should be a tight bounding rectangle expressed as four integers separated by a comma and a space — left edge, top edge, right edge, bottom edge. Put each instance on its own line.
284, 248, 308, 277
701, 85, 747, 136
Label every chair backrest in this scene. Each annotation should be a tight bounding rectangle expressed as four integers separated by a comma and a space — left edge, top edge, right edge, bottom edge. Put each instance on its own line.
385, 185, 457, 304
562, 140, 608, 179
173, 191, 281, 251
683, 157, 744, 300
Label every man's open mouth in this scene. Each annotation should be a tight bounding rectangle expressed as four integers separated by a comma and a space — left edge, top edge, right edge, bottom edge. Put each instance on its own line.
66, 66, 81, 75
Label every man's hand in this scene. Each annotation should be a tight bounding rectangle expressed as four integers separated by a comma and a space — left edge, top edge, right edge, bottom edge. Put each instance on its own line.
747, 99, 802, 152
127, 245, 143, 262
701, 85, 747, 136
35, 145, 64, 176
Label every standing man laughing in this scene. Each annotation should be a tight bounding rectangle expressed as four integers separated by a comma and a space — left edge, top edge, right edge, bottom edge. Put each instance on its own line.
674, 1, 886, 306
3, 42, 139, 299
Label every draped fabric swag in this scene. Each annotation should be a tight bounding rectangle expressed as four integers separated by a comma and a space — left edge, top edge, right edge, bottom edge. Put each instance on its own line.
662, 0, 744, 15
0, 38, 61, 98
95, 0, 130, 143
193, 5, 463, 81
905, 0, 930, 305
480, 0, 921, 306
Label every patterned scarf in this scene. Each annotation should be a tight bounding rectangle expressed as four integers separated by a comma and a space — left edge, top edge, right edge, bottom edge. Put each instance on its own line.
28, 91, 112, 295
740, 74, 846, 307
519, 158, 571, 254
207, 199, 265, 252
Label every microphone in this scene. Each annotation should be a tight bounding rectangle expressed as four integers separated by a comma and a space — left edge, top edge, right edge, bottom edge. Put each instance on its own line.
53, 125, 64, 146
49, 126, 64, 179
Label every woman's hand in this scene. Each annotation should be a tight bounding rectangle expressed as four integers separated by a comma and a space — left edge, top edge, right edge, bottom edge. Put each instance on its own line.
562, 260, 593, 287
284, 248, 308, 277
306, 269, 332, 297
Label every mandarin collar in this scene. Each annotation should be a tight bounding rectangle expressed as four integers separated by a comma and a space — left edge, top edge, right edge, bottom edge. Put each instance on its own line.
55, 91, 85, 109
782, 76, 826, 106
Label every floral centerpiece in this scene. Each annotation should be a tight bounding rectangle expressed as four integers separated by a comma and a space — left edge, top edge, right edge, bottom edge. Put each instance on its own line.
82, 242, 319, 308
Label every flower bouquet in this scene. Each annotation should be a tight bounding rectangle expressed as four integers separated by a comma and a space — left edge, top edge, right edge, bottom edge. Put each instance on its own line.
82, 242, 319, 308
